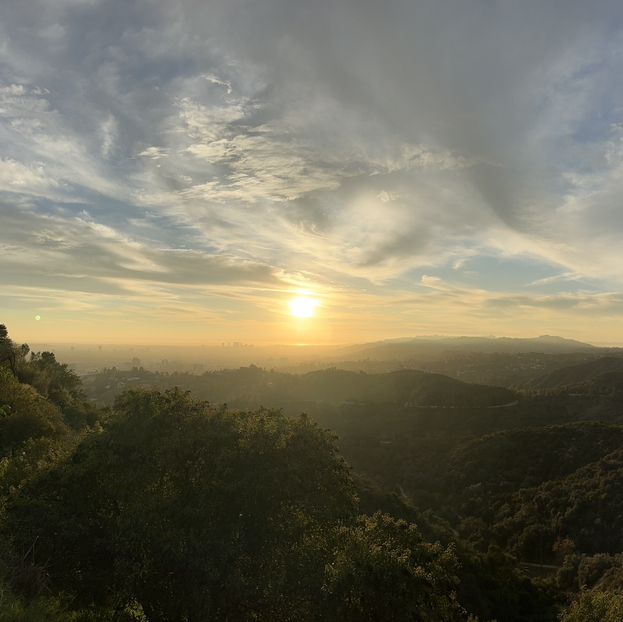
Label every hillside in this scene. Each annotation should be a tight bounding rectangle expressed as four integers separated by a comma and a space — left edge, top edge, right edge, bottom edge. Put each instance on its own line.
83, 365, 516, 409
6, 326, 623, 621
530, 356, 623, 390
1, 329, 561, 622
496, 447, 623, 560
446, 422, 623, 495
340, 416, 623, 568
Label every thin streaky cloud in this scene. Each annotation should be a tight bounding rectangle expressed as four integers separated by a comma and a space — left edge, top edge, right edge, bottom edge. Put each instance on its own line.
1, 0, 623, 343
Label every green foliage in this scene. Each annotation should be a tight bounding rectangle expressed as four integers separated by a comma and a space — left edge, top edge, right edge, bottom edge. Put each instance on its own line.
17, 350, 82, 410
448, 423, 623, 497
0, 367, 69, 454
0, 577, 146, 622
322, 512, 464, 621
348, 420, 623, 566
9, 389, 357, 621
0, 325, 96, 432
4, 333, 623, 621
531, 357, 623, 392
559, 590, 623, 622
0, 588, 78, 622
83, 365, 515, 409
491, 448, 623, 561
454, 545, 558, 622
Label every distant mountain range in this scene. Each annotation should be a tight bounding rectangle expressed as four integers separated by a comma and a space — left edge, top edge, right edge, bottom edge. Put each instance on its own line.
338, 335, 596, 361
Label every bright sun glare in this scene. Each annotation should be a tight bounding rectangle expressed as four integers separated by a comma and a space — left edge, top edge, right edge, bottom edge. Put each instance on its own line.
289, 296, 320, 319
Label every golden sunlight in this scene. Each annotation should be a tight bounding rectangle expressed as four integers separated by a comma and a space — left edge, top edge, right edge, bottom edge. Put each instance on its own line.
289, 296, 320, 319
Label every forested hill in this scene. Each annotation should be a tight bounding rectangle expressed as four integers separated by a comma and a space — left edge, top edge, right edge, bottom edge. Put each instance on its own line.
0, 325, 560, 620
3, 325, 623, 620
83, 365, 516, 409
529, 356, 623, 391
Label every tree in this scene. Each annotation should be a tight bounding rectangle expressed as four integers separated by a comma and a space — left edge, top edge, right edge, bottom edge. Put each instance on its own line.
560, 590, 623, 622
9, 389, 357, 621
0, 367, 68, 455
18, 351, 81, 409
322, 512, 464, 621
0, 325, 17, 376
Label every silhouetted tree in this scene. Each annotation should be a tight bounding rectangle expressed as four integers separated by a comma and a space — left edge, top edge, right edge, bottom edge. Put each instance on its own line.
0, 325, 17, 375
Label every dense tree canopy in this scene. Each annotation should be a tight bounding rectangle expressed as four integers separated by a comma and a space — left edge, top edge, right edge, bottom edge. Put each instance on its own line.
9, 389, 357, 620
323, 512, 463, 621
560, 590, 623, 622
1, 325, 621, 621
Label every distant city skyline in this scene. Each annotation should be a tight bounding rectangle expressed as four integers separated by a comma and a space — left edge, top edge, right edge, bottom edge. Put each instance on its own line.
3, 1, 623, 344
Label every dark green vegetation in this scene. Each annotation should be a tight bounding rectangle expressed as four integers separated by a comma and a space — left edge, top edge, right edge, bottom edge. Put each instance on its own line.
83, 365, 516, 410
529, 356, 623, 392
2, 325, 623, 620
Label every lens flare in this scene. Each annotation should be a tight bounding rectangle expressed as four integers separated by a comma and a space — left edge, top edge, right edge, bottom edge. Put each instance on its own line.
289, 296, 319, 319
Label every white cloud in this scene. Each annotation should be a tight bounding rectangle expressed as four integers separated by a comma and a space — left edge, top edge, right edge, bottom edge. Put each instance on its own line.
0, 158, 58, 195
1, 0, 623, 341
100, 114, 118, 158
138, 146, 168, 160
202, 73, 232, 94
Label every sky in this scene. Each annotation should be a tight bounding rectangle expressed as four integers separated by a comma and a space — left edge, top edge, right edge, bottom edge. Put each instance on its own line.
2, 0, 623, 345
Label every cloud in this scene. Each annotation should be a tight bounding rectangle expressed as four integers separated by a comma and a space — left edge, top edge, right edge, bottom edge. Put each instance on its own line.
0, 158, 59, 197
100, 114, 118, 158
0, 205, 285, 299
2, 0, 623, 341
528, 272, 582, 287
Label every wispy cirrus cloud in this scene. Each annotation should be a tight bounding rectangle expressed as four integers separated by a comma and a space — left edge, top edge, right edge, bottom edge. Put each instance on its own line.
2, 0, 623, 343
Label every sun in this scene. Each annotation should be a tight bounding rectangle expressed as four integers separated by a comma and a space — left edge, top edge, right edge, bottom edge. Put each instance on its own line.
289, 296, 320, 319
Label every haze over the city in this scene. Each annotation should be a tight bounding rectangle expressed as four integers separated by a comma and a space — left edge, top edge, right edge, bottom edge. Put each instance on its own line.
3, 0, 623, 345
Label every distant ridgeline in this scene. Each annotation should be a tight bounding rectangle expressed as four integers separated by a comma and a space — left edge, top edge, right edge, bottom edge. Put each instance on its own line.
83, 365, 516, 409
529, 356, 623, 392
1, 324, 623, 620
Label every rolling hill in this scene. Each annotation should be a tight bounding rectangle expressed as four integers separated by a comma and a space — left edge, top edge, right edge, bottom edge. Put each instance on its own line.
84, 366, 516, 409
530, 356, 623, 390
